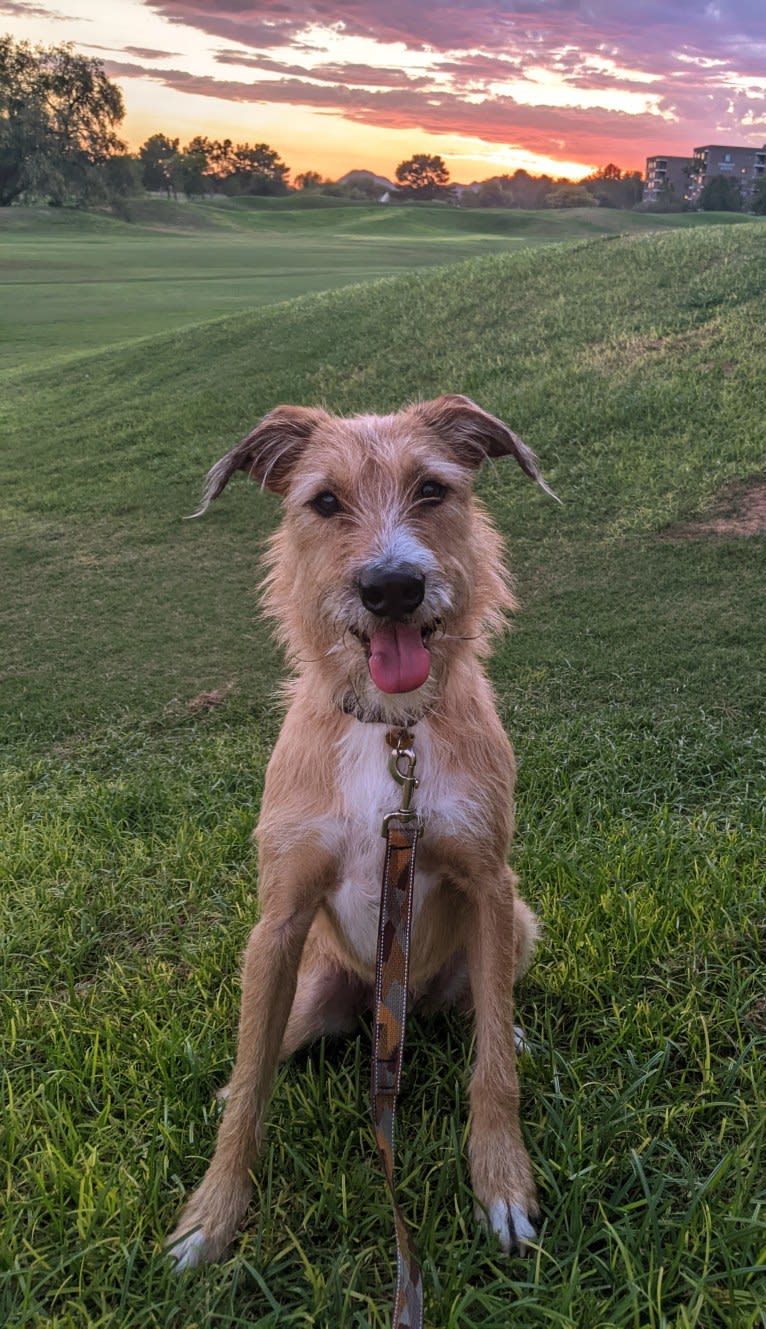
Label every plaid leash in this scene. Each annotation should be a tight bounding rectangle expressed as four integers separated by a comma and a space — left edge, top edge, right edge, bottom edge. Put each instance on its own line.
371, 732, 425, 1329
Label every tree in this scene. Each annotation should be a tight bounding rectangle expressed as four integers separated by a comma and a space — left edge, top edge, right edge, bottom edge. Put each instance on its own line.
593, 162, 623, 181
146, 135, 290, 198
699, 174, 742, 212
138, 133, 180, 194
582, 164, 644, 209
751, 175, 766, 215
544, 183, 597, 208
395, 153, 451, 200
180, 135, 213, 196
505, 168, 552, 209
295, 170, 323, 190
0, 36, 125, 206
470, 177, 515, 208
220, 142, 289, 195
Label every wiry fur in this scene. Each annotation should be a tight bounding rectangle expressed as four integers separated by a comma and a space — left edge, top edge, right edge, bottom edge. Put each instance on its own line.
166, 395, 554, 1272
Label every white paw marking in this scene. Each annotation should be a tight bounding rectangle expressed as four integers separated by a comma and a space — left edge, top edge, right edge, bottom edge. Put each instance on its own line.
513, 1024, 529, 1053
166, 1228, 208, 1271
509, 1202, 537, 1250
487, 1200, 537, 1254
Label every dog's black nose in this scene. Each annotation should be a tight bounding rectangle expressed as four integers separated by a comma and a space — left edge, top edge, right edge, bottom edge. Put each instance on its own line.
359, 567, 425, 619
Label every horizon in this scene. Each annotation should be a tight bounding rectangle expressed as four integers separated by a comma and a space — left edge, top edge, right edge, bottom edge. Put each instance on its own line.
3, 1, 766, 182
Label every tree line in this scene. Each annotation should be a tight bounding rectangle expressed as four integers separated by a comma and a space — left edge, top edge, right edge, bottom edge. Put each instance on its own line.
3, 37, 764, 215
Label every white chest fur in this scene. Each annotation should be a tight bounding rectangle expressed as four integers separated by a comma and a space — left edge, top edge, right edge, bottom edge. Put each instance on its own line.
325, 721, 480, 971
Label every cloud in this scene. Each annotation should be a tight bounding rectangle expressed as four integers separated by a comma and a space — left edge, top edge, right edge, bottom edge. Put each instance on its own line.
104, 58, 679, 159
0, 0, 78, 18
142, 0, 766, 64
103, 1, 766, 168
123, 46, 181, 60
213, 48, 431, 89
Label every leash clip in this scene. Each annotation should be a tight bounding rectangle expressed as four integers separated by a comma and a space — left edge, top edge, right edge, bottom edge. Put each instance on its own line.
381, 738, 424, 836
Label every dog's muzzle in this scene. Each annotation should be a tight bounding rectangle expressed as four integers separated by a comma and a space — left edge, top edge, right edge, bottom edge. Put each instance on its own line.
359, 565, 425, 620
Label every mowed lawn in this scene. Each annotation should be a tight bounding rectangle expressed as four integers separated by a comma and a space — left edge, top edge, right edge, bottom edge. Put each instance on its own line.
0, 198, 756, 373
1, 218, 765, 1328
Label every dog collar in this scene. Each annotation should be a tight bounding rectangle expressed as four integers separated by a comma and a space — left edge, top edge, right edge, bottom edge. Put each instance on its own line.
339, 690, 422, 728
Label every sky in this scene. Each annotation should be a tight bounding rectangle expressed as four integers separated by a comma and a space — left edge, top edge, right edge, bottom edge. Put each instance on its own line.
3, 1, 766, 182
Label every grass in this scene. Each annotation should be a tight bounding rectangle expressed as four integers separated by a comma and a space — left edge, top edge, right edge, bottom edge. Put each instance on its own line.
0, 199, 755, 374
1, 217, 765, 1327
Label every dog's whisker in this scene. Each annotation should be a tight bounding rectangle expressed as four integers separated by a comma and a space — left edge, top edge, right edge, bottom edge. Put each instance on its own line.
436, 632, 482, 642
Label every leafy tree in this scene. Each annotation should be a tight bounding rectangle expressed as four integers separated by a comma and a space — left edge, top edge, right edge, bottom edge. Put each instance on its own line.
583, 164, 643, 209
0, 36, 125, 206
544, 183, 597, 208
295, 170, 323, 190
138, 133, 180, 194
220, 142, 289, 195
179, 137, 211, 197
472, 177, 515, 208
594, 162, 623, 181
144, 135, 290, 198
751, 175, 766, 215
699, 174, 742, 212
102, 153, 141, 196
505, 168, 552, 209
395, 153, 451, 200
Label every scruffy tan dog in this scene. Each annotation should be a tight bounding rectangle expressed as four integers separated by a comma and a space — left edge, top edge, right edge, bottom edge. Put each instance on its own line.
167, 394, 556, 1270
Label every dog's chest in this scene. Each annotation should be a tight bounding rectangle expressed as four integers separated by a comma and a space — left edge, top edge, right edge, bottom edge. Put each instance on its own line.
326, 722, 478, 969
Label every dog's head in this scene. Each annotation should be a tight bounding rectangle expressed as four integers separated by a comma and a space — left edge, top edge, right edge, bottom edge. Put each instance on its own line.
195, 396, 556, 721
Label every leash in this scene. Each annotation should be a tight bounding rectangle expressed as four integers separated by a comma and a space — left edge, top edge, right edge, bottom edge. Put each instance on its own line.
372, 729, 425, 1329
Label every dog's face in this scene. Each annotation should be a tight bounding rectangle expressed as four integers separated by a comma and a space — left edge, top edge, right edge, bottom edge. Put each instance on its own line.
197, 396, 555, 718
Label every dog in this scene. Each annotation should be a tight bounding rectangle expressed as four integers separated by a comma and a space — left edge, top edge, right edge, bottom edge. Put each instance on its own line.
166, 394, 557, 1270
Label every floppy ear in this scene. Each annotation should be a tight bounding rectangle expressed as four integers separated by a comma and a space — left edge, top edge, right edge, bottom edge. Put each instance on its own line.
190, 405, 329, 515
416, 394, 559, 500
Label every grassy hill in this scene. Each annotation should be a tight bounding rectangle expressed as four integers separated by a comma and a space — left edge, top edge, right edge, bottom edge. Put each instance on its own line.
1, 224, 764, 1328
1, 200, 756, 374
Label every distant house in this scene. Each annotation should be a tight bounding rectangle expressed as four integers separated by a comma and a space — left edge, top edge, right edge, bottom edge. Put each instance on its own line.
643, 155, 693, 204
687, 143, 766, 205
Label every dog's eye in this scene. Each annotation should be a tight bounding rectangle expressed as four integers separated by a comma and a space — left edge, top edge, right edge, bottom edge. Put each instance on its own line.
310, 491, 342, 518
418, 479, 448, 505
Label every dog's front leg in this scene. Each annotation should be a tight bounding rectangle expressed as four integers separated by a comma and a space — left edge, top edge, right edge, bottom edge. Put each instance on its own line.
166, 845, 333, 1269
465, 865, 539, 1254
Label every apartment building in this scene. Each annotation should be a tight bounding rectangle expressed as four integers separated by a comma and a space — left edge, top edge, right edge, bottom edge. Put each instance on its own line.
644, 142, 766, 206
644, 155, 693, 203
687, 143, 766, 204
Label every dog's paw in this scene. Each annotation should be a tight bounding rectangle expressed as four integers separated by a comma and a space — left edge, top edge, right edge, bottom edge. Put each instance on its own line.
470, 1130, 538, 1256
166, 1226, 212, 1271
165, 1174, 252, 1272
478, 1198, 537, 1255
513, 1024, 529, 1054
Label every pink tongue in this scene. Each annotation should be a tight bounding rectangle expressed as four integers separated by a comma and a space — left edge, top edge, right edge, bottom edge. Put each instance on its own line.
368, 624, 431, 694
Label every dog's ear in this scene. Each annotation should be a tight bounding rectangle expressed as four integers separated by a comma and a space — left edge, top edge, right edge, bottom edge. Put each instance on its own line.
416, 394, 559, 500
190, 405, 328, 515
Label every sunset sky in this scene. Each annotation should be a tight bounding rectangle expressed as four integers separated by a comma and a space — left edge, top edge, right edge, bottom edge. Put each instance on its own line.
4, 1, 766, 182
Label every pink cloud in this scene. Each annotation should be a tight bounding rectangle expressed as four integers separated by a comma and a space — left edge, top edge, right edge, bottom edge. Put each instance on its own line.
141, 1, 766, 66
213, 48, 431, 88
104, 59, 679, 159
104, 2, 766, 169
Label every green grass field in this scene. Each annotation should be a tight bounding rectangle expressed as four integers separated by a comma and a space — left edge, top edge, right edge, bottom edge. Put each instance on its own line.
1, 210, 765, 1328
0, 198, 755, 374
